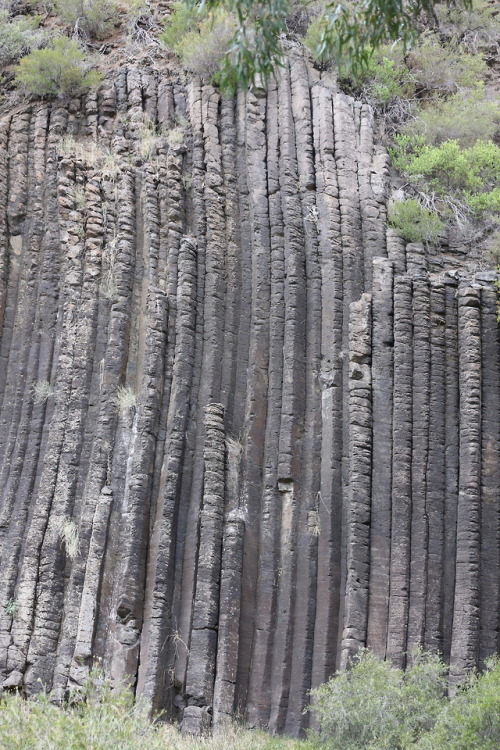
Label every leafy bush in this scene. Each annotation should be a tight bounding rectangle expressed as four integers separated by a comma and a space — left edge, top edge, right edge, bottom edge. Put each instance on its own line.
435, 0, 500, 53
54, 0, 116, 39
162, 3, 235, 83
467, 187, 500, 216
403, 90, 499, 147
161, 0, 207, 52
181, 11, 236, 78
414, 657, 500, 750
310, 648, 448, 750
14, 37, 102, 97
391, 138, 500, 216
304, 14, 335, 69
0, 10, 46, 66
389, 199, 445, 243
406, 33, 487, 95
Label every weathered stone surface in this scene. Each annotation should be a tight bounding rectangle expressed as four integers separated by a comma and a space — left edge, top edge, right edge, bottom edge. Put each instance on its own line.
0, 52, 498, 736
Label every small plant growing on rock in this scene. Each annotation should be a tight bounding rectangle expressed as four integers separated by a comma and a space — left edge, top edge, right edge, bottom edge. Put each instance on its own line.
136, 115, 161, 161
34, 379, 54, 404
15, 37, 102, 97
57, 136, 120, 180
389, 199, 444, 244
114, 384, 136, 413
166, 126, 185, 147
56, 517, 79, 559
73, 186, 86, 210
4, 598, 18, 617
101, 273, 117, 300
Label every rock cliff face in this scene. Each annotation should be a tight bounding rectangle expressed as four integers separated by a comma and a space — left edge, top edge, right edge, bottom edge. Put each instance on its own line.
0, 51, 498, 735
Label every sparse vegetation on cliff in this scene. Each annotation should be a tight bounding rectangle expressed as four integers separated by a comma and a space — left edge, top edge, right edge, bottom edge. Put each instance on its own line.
0, 10, 46, 66
14, 36, 102, 96
54, 0, 116, 40
388, 199, 445, 243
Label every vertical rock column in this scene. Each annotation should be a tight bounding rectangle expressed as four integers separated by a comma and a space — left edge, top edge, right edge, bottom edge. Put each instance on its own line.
246, 79, 283, 729
136, 236, 198, 710
366, 258, 394, 658
407, 277, 431, 654
183, 403, 225, 734
311, 83, 343, 693
386, 276, 413, 666
340, 293, 372, 668
213, 511, 245, 729
450, 285, 482, 687
424, 281, 446, 652
479, 284, 500, 664
442, 279, 459, 662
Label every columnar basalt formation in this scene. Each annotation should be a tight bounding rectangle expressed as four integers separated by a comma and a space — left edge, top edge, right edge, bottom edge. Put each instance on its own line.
0, 51, 498, 735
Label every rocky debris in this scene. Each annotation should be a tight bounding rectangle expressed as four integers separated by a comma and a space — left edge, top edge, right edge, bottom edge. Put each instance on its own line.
0, 52, 498, 736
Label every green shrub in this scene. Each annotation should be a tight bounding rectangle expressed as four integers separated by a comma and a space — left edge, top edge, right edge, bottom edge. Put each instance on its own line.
414, 657, 500, 750
389, 199, 445, 243
161, 0, 207, 53
406, 33, 487, 95
310, 648, 448, 750
403, 90, 499, 147
0, 10, 46, 66
181, 11, 235, 78
435, 0, 500, 53
391, 138, 500, 215
304, 14, 335, 69
335, 42, 416, 105
466, 187, 500, 216
14, 37, 102, 97
54, 0, 116, 39
162, 3, 235, 82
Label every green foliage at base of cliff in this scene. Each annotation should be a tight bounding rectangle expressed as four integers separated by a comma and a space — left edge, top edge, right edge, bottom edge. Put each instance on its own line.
0, 655, 499, 749
0, 671, 307, 750
310, 650, 500, 750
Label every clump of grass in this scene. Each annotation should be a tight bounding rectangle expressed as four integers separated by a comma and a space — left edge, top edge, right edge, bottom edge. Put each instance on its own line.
166, 126, 185, 147
114, 384, 136, 413
4, 598, 18, 617
57, 136, 120, 181
388, 199, 445, 244
56, 517, 79, 559
33, 379, 54, 404
0, 668, 309, 749
100, 274, 117, 300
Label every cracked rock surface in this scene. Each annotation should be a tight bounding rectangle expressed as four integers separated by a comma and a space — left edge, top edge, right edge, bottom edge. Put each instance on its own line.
0, 52, 498, 736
